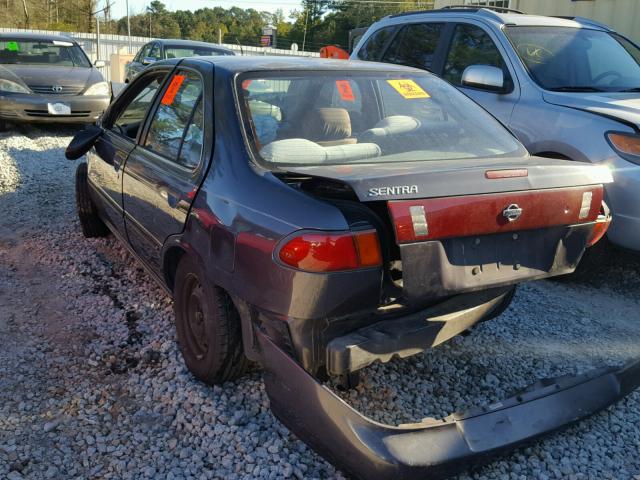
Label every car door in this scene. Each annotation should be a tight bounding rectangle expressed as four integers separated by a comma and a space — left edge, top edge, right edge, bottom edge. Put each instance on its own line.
122, 62, 212, 273
441, 22, 520, 124
88, 68, 171, 236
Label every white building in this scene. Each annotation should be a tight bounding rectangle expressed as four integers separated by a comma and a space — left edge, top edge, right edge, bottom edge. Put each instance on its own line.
433, 0, 640, 42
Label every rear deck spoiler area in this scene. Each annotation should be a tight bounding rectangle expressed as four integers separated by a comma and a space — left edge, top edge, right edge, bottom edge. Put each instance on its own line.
257, 330, 640, 479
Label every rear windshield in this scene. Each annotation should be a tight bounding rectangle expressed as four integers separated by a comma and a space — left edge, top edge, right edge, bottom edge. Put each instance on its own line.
165, 46, 231, 59
238, 71, 525, 167
0, 38, 91, 67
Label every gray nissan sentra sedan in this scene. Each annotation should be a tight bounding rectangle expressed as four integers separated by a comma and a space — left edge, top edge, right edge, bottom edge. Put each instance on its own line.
65, 56, 640, 479
0, 33, 110, 128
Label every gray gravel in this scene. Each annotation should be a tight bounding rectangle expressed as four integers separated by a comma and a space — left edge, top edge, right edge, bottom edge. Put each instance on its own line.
1, 125, 640, 480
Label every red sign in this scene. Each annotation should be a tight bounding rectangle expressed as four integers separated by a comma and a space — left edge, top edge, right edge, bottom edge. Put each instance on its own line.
161, 74, 185, 105
335, 80, 355, 102
260, 35, 271, 47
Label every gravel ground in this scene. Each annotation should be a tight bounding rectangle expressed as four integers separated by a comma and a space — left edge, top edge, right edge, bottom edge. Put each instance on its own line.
1, 126, 640, 480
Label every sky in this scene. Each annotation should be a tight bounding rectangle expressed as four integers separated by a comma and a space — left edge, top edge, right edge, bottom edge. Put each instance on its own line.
110, 0, 300, 19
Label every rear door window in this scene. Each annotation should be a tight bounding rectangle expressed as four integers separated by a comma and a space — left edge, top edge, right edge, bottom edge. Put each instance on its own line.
382, 23, 445, 71
357, 26, 397, 61
144, 70, 204, 169
443, 24, 506, 85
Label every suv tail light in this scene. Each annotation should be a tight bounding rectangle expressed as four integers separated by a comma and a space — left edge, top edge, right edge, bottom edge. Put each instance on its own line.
587, 202, 612, 247
278, 230, 382, 272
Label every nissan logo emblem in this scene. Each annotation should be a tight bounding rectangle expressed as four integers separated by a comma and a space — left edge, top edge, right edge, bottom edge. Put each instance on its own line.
52, 85, 63, 92
503, 203, 523, 222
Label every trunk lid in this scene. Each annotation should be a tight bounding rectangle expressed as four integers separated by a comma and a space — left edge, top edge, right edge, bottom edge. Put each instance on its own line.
282, 156, 612, 202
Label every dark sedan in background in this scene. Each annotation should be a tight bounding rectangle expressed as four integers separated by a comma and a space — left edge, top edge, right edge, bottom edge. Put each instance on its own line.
0, 33, 110, 128
124, 39, 234, 83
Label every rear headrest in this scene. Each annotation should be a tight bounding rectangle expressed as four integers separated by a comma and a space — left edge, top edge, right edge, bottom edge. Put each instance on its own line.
302, 108, 355, 146
360, 115, 421, 140
260, 139, 381, 164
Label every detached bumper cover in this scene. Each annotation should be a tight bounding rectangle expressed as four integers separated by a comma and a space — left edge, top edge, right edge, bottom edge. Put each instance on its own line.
258, 331, 640, 479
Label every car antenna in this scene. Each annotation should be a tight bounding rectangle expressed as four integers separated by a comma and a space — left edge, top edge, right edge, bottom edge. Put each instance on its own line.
235, 38, 244, 56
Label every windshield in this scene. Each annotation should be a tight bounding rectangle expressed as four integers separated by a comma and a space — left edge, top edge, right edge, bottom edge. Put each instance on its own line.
0, 38, 91, 67
505, 26, 640, 92
238, 71, 525, 167
165, 46, 230, 59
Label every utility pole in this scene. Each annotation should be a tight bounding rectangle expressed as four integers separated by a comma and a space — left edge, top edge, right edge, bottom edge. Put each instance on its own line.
96, 14, 100, 57
126, 0, 132, 52
302, 5, 309, 52
92, 2, 114, 63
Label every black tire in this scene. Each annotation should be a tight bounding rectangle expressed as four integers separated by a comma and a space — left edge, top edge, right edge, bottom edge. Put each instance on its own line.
173, 255, 250, 384
75, 162, 110, 238
482, 286, 517, 322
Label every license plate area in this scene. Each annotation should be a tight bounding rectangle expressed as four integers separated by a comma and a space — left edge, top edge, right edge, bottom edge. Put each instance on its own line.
47, 102, 71, 115
399, 225, 591, 303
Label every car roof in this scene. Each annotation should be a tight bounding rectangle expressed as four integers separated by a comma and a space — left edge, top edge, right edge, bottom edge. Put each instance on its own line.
383, 8, 612, 31
0, 32, 77, 42
155, 38, 234, 51
192, 55, 429, 74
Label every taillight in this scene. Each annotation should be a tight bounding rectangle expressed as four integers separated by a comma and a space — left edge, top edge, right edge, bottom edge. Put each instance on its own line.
587, 202, 612, 247
278, 230, 382, 272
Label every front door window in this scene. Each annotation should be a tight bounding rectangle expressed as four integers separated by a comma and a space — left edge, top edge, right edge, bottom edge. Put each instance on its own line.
110, 72, 168, 140
443, 24, 507, 85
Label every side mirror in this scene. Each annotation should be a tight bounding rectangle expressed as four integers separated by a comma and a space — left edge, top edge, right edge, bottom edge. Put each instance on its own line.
94, 59, 106, 68
461, 65, 505, 92
141, 56, 156, 66
65, 124, 102, 160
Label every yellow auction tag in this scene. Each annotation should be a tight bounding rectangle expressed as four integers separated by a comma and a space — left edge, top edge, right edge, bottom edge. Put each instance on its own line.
387, 79, 430, 99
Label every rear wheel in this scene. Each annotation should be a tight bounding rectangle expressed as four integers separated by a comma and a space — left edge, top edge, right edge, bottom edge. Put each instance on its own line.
173, 255, 250, 384
75, 162, 109, 238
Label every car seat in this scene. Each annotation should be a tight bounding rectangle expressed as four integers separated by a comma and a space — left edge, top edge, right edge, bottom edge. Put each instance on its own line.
301, 108, 357, 146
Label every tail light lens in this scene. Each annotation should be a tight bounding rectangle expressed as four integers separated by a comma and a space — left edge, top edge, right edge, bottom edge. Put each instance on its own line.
587, 202, 612, 247
278, 230, 382, 272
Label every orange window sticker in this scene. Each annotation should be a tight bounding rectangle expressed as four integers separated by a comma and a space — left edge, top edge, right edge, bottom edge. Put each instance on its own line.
387, 79, 430, 99
335, 80, 355, 102
161, 74, 186, 105
242, 79, 253, 90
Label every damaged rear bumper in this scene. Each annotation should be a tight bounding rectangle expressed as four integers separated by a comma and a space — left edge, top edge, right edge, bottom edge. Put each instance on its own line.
258, 331, 640, 479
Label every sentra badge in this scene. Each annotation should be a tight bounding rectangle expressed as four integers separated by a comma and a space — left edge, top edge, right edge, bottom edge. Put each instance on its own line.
368, 185, 418, 197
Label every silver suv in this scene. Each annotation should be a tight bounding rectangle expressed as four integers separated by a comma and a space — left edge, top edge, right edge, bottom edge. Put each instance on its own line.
351, 7, 640, 253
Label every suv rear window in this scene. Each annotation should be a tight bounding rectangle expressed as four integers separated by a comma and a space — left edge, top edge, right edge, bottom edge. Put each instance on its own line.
238, 71, 525, 167
382, 23, 445, 71
356, 26, 397, 61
